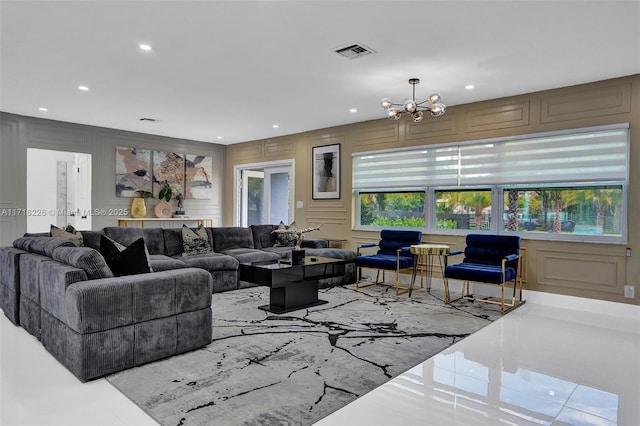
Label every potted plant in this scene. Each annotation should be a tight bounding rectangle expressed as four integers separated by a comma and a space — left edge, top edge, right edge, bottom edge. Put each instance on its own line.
136, 182, 173, 218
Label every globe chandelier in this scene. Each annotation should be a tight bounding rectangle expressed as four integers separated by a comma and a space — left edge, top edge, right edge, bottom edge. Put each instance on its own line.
380, 78, 446, 122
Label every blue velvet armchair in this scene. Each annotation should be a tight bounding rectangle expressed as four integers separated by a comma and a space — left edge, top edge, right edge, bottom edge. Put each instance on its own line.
443, 234, 524, 314
355, 230, 422, 296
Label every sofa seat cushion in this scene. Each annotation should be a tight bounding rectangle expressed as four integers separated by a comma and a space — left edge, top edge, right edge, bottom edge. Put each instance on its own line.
179, 253, 239, 271
149, 254, 188, 272
52, 246, 114, 280
445, 263, 516, 284
222, 248, 280, 264
65, 268, 212, 334
261, 246, 293, 258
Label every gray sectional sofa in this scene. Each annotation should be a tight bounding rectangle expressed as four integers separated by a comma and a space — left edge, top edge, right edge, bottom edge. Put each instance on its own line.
0, 224, 356, 382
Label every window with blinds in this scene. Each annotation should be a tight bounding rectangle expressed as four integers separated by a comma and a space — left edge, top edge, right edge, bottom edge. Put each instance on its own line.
353, 125, 628, 189
353, 124, 629, 242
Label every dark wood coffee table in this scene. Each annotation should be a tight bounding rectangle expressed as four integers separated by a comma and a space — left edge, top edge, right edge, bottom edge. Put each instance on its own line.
239, 256, 345, 314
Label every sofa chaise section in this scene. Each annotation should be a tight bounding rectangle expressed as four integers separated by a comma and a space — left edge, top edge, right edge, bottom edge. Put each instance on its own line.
50, 267, 212, 381
3, 235, 214, 382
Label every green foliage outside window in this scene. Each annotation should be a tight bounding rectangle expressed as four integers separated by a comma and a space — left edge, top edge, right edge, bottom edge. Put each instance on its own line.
360, 192, 425, 228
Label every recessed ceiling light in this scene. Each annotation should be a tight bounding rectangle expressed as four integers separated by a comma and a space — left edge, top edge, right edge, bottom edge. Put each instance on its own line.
350, 108, 357, 113
139, 43, 152, 51
216, 136, 223, 139
38, 107, 48, 112
465, 84, 475, 90
272, 124, 279, 129
78, 85, 89, 91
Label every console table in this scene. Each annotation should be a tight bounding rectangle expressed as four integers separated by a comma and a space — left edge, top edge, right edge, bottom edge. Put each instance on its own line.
117, 217, 213, 228
239, 256, 345, 314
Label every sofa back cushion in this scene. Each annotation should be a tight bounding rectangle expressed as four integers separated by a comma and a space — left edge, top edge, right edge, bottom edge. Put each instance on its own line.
103, 227, 165, 255
210, 227, 254, 252
163, 228, 184, 257
250, 224, 278, 249
79, 230, 104, 250
13, 236, 76, 257
52, 246, 114, 280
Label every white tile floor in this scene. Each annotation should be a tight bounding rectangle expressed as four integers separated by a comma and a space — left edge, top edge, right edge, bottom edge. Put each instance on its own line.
1, 291, 638, 426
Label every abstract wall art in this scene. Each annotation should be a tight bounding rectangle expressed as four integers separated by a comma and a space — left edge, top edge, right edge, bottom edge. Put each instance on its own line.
185, 154, 213, 199
115, 146, 152, 197
152, 151, 185, 198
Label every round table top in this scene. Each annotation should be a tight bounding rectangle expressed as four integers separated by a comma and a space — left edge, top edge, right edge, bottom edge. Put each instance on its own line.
410, 243, 451, 255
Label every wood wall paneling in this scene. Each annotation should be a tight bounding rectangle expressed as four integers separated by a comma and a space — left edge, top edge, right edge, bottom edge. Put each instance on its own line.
536, 249, 623, 294
27, 121, 91, 151
465, 99, 530, 133
229, 143, 264, 163
264, 140, 296, 157
353, 121, 399, 149
405, 112, 459, 141
539, 82, 632, 123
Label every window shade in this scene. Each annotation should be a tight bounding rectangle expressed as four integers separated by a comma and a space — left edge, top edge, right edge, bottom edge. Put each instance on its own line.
353, 147, 458, 189
353, 126, 628, 189
459, 128, 628, 185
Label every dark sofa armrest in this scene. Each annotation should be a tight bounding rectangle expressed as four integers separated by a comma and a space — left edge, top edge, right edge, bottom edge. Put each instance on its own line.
504, 254, 519, 262
448, 250, 464, 256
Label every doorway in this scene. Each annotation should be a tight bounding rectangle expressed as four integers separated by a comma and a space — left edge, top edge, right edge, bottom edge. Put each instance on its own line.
26, 148, 92, 233
235, 160, 294, 227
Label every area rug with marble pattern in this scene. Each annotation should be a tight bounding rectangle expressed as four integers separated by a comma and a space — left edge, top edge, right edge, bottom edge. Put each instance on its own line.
107, 283, 504, 426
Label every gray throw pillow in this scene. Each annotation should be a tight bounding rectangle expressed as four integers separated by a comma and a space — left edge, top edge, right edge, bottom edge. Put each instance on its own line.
182, 225, 211, 256
50, 224, 83, 246
274, 221, 296, 247
52, 246, 114, 280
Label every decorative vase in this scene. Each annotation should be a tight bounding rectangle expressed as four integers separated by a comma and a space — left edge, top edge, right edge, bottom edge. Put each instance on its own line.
154, 201, 172, 218
292, 249, 305, 266
130, 197, 147, 218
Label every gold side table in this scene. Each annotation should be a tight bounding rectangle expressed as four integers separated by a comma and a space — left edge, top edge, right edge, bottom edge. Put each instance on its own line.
409, 244, 450, 297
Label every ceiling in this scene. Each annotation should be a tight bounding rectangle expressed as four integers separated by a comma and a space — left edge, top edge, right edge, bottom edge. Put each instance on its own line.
1, 1, 639, 145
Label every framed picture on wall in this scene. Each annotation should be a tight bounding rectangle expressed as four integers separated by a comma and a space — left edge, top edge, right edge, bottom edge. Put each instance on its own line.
312, 143, 340, 200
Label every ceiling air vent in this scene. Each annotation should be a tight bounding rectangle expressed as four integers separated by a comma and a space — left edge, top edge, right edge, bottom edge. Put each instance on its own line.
334, 43, 376, 59
139, 117, 159, 122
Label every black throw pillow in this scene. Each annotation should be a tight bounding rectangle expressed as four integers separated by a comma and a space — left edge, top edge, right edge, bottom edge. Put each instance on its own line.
100, 235, 152, 276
